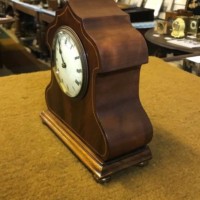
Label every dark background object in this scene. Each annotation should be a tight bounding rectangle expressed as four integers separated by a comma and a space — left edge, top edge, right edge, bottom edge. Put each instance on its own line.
0, 1, 6, 17
122, 7, 154, 22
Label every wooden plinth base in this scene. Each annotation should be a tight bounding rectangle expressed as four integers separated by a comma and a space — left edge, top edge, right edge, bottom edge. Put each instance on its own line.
40, 110, 152, 183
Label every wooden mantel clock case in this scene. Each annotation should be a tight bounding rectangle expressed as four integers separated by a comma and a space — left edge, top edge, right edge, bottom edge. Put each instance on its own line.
40, 0, 153, 183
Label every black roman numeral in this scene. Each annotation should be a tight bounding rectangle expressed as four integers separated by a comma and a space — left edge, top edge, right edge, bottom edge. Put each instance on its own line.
75, 79, 81, 86
70, 44, 74, 49
75, 56, 80, 60
76, 69, 82, 73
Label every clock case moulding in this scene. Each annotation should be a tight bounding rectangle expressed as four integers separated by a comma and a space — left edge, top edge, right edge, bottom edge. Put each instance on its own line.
41, 0, 153, 183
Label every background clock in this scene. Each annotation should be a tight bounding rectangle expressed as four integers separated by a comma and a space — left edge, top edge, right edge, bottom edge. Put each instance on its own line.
188, 16, 200, 36
52, 26, 88, 98
41, 0, 153, 183
171, 17, 187, 38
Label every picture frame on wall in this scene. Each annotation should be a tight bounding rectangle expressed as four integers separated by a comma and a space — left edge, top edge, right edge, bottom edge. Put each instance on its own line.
158, 0, 174, 19
172, 0, 187, 10
162, 0, 174, 11
135, 0, 144, 7
117, 0, 144, 7
144, 0, 163, 17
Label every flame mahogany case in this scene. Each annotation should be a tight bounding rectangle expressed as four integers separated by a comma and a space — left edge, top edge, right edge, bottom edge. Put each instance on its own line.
41, 0, 153, 183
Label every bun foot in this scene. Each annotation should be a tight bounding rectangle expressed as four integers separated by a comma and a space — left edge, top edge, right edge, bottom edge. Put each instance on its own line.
137, 160, 149, 167
93, 174, 111, 184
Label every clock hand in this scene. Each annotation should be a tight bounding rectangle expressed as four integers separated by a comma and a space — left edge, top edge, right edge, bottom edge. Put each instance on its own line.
58, 38, 67, 68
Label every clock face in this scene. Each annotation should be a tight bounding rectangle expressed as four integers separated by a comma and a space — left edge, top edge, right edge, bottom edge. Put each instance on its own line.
52, 26, 88, 98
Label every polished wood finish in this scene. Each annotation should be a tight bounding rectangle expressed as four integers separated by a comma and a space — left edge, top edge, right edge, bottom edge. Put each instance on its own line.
41, 110, 152, 182
41, 0, 153, 182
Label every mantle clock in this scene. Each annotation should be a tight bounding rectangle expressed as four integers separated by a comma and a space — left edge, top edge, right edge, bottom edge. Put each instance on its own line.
41, 0, 153, 183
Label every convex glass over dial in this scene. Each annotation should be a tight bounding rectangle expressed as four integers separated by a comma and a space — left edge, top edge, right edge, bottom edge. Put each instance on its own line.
52, 26, 88, 98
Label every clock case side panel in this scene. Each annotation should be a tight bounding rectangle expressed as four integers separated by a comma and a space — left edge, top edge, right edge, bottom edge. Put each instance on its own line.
86, 19, 153, 159
95, 67, 153, 160
72, 1, 152, 160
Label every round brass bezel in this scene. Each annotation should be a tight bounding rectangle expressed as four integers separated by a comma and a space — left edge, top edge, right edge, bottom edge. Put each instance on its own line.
52, 26, 88, 99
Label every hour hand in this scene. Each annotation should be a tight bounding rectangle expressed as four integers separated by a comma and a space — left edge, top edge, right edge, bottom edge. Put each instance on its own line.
58, 38, 67, 68
61, 59, 66, 68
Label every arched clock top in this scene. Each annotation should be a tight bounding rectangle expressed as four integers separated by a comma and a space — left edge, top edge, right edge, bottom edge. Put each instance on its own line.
47, 0, 148, 73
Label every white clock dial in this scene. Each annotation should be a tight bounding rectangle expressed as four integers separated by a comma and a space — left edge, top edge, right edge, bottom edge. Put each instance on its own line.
52, 26, 88, 98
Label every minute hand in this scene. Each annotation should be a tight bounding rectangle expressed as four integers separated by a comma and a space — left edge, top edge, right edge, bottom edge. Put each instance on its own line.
58, 38, 67, 68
